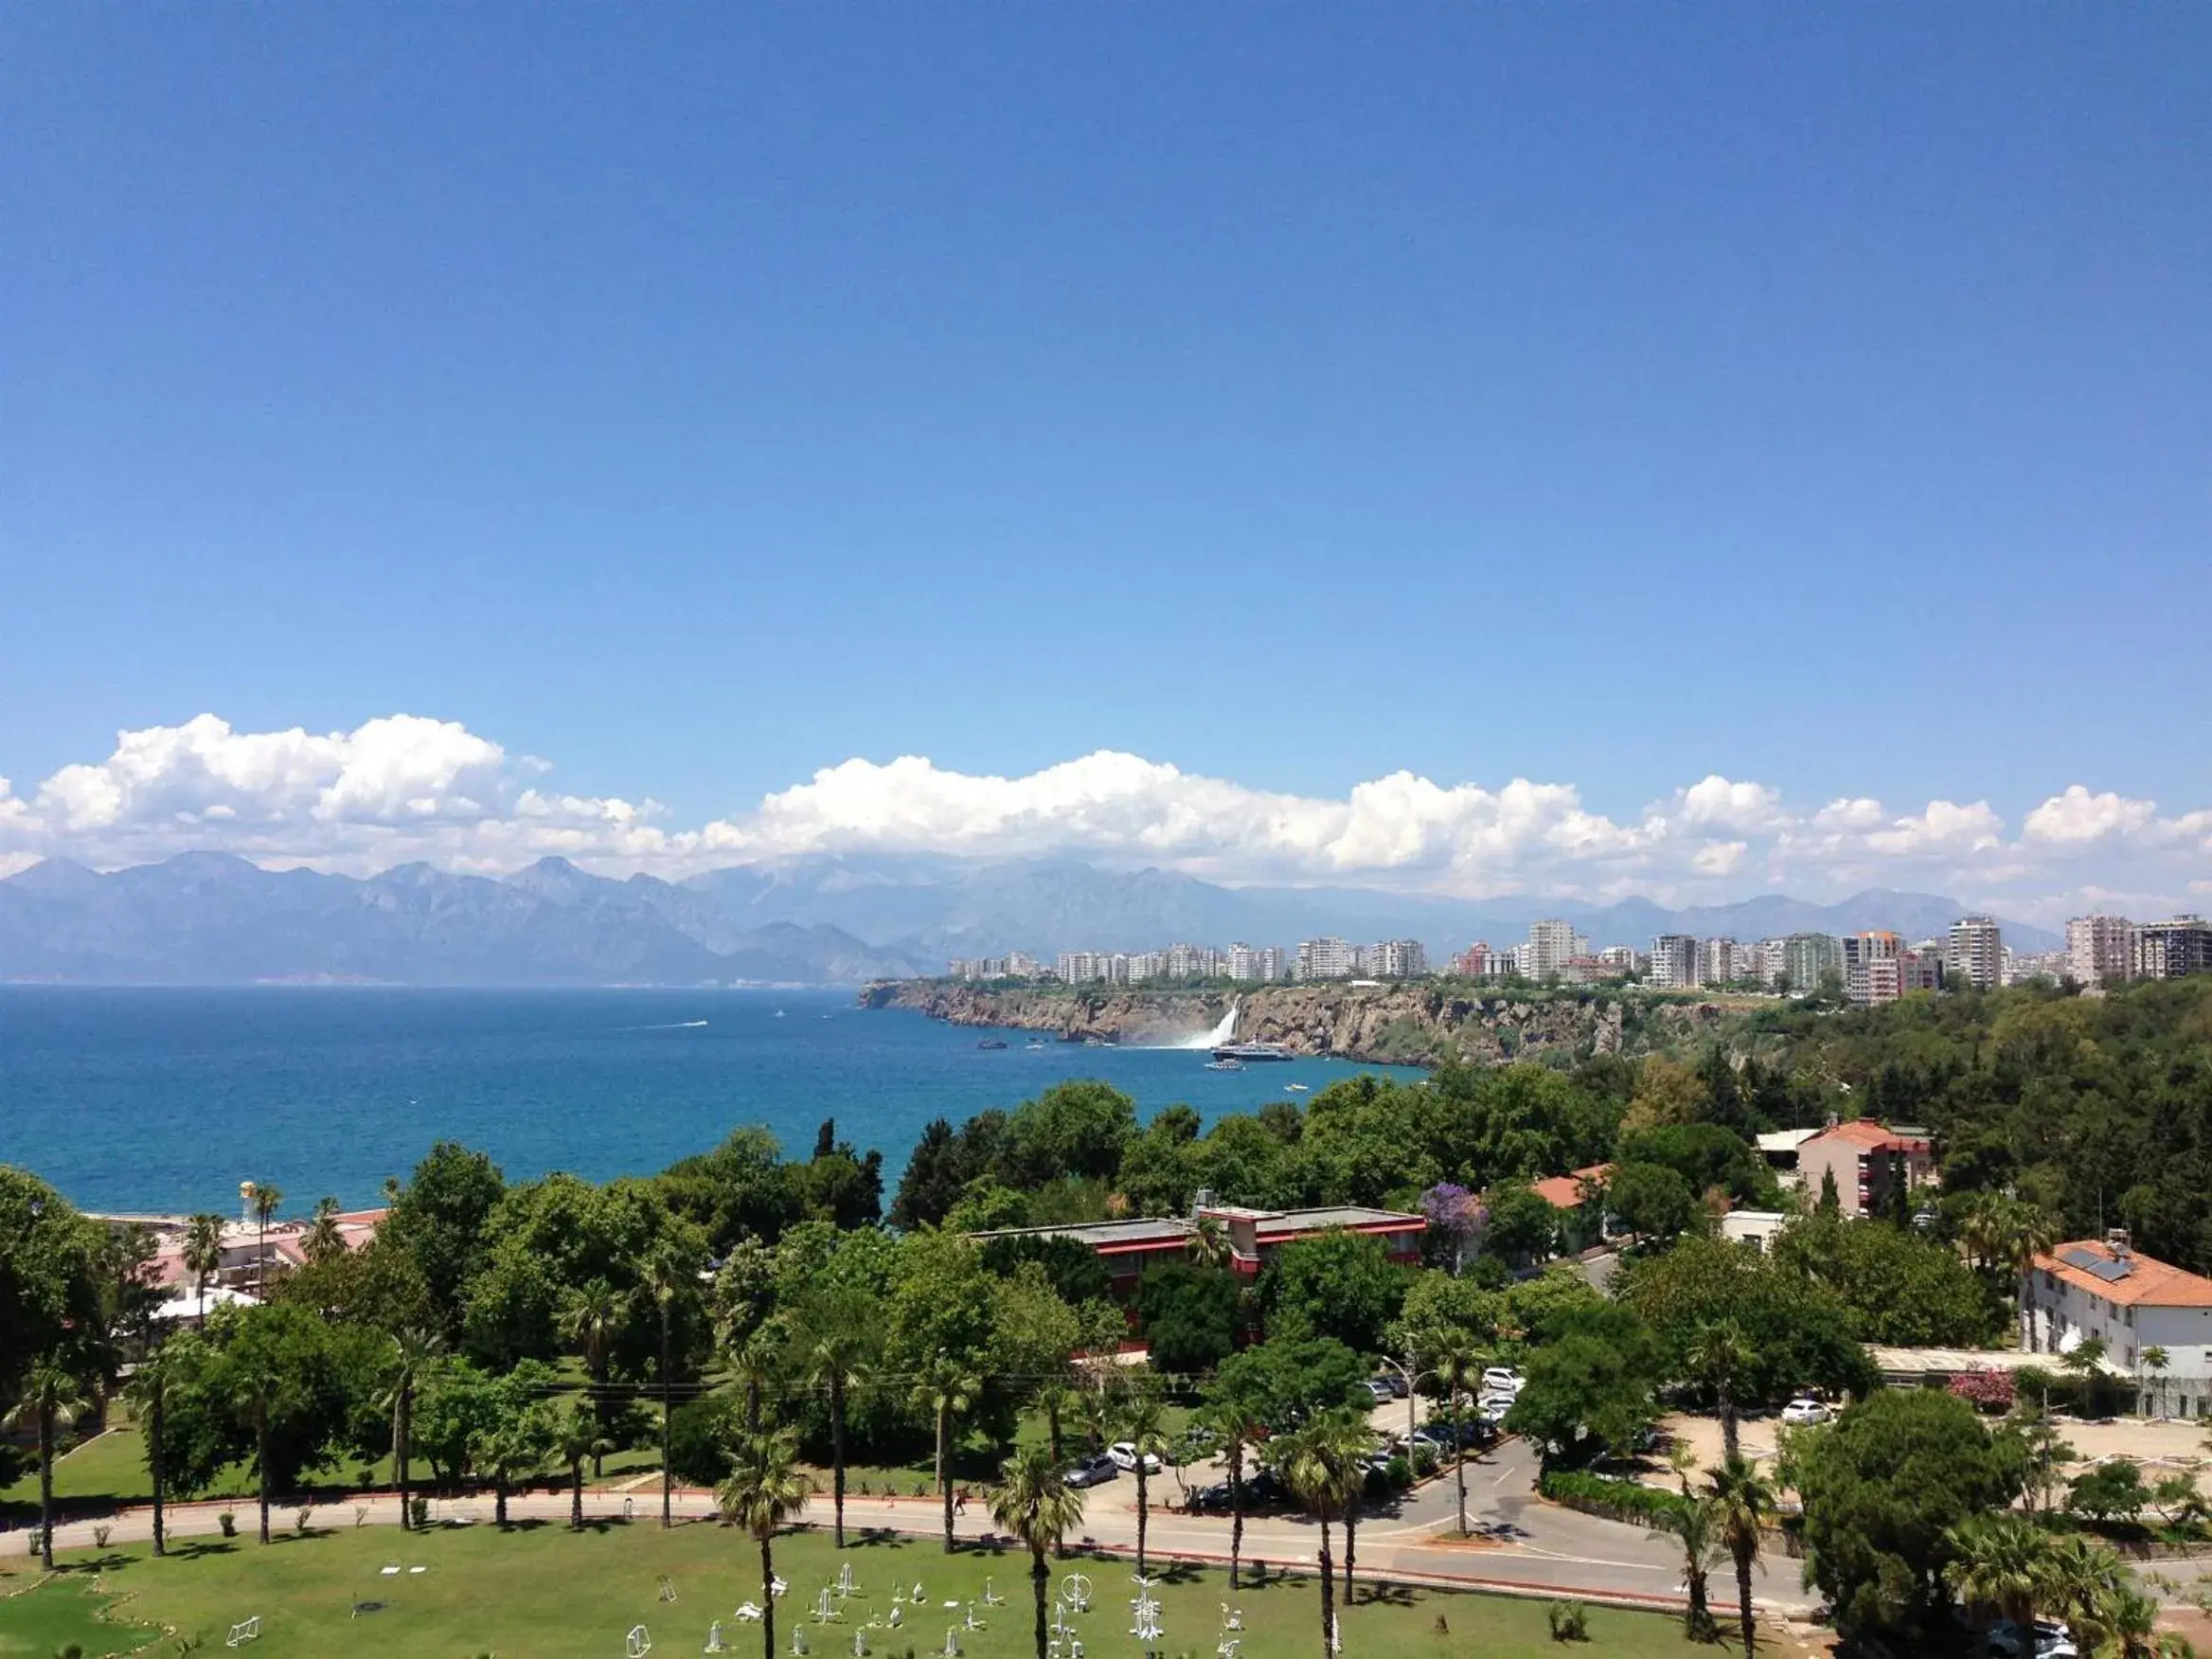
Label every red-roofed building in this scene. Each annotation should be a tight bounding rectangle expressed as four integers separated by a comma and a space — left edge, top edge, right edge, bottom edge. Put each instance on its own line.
2024, 1236, 2212, 1415
1796, 1119, 1936, 1219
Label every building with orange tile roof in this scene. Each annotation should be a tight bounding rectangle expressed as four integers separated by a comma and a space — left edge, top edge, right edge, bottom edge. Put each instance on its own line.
1795, 1118, 1936, 1219
2023, 1235, 2212, 1414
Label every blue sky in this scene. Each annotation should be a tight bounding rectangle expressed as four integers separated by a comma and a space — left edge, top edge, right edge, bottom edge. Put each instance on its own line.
3, 7, 2207, 917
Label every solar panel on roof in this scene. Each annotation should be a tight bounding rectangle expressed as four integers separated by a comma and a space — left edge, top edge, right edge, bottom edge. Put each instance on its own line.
2060, 1245, 2133, 1281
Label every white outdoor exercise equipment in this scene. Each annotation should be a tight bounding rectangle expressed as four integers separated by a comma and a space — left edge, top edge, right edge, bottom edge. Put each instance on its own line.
705, 1624, 730, 1653
835, 1562, 857, 1599
224, 1618, 260, 1648
1057, 1573, 1093, 1614
1220, 1604, 1244, 1632
981, 1578, 1006, 1607
735, 1603, 763, 1622
661, 1577, 680, 1603
627, 1626, 653, 1658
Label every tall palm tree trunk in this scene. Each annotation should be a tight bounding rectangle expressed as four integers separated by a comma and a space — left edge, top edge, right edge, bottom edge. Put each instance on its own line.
395, 1386, 412, 1531
149, 1376, 167, 1558
1030, 1542, 1050, 1659
1136, 1464, 1150, 1579
938, 1408, 954, 1552
1045, 1400, 1062, 1466
1455, 1436, 1470, 1535
1734, 1543, 1756, 1654
659, 1306, 673, 1529
1228, 1446, 1245, 1590
590, 1362, 607, 1478
37, 1405, 56, 1570
830, 1377, 847, 1548
1719, 1375, 1739, 1466
256, 1415, 273, 1544
759, 1534, 777, 1659
1316, 1508, 1336, 1656
1342, 1498, 1358, 1604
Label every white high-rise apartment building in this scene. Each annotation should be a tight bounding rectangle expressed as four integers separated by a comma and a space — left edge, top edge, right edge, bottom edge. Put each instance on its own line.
1947, 917, 2005, 991
1375, 939, 1428, 977
1777, 933, 1843, 993
1650, 935, 1700, 990
2133, 917, 2212, 980
1226, 943, 1264, 983
1295, 937, 1357, 981
2066, 915, 2134, 987
1699, 937, 1739, 987
1524, 919, 1585, 981
1257, 945, 1289, 983
1597, 944, 1639, 972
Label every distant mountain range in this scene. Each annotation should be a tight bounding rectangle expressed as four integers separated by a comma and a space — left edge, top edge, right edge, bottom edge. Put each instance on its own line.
0, 850, 2060, 986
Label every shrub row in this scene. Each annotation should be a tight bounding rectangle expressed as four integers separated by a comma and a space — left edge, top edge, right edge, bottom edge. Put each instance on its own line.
1538, 1469, 1691, 1526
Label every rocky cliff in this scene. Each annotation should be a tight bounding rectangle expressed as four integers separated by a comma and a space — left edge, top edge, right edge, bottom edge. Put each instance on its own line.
859, 981, 1746, 1066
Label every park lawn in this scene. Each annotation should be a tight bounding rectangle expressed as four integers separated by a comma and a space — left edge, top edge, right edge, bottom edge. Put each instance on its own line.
0, 1428, 263, 1517
1, 1521, 1717, 1659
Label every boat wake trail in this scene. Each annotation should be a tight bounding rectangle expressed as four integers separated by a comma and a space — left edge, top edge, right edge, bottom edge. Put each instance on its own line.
624, 1019, 710, 1030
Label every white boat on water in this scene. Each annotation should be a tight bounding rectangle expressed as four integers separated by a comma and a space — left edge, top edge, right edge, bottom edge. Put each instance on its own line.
1205, 1058, 1244, 1072
1283, 1081, 1310, 1094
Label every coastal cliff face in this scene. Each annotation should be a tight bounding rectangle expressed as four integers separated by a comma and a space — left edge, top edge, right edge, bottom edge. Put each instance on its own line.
859, 981, 1739, 1066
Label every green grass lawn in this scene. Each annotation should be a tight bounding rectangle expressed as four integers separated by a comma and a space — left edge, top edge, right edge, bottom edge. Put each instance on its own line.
0, 1519, 1713, 1659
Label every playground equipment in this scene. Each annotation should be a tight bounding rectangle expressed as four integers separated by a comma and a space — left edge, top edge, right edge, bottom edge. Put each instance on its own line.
771, 1576, 790, 1599
835, 1562, 858, 1599
813, 1590, 844, 1624
705, 1624, 730, 1653
1221, 1604, 1244, 1632
962, 1603, 986, 1632
941, 1630, 961, 1657
735, 1603, 763, 1622
661, 1577, 680, 1603
1217, 1642, 1241, 1659
791, 1629, 808, 1656
1057, 1574, 1093, 1614
224, 1618, 260, 1648
981, 1578, 1006, 1607
627, 1627, 653, 1658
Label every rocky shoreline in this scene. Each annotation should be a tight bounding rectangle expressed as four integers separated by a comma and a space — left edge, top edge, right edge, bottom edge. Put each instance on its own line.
858, 980, 1740, 1067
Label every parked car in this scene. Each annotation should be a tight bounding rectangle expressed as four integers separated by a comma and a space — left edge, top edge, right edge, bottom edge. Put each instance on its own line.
1779, 1398, 1832, 1426
1064, 1452, 1119, 1488
1481, 1366, 1525, 1395
1374, 1371, 1409, 1399
1108, 1440, 1164, 1475
1987, 1618, 2078, 1658
1365, 1378, 1397, 1403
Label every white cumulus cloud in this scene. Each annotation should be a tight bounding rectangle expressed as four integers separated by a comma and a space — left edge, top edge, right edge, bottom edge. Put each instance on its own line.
2, 713, 2208, 919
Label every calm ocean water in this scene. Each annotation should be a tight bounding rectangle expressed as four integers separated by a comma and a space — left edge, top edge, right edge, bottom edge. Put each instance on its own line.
0, 987, 1411, 1215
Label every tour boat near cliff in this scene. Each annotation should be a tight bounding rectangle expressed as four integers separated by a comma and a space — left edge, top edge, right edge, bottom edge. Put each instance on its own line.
1211, 1041, 1294, 1062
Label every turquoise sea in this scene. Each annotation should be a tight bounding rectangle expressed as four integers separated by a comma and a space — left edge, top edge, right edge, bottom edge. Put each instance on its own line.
0, 987, 1412, 1215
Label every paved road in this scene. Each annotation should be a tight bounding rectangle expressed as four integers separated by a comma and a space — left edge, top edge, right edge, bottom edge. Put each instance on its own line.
14, 1436, 1819, 1617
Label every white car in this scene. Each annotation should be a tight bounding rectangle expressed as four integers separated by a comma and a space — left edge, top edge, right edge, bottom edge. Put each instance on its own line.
1779, 1398, 1832, 1426
1481, 1366, 1525, 1395
1987, 1618, 2078, 1658
1107, 1441, 1163, 1475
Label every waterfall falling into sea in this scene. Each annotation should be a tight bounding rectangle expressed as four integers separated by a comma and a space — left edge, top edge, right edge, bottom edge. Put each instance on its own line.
1176, 996, 1240, 1049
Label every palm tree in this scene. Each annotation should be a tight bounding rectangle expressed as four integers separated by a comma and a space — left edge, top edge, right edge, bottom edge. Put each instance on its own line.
641, 1247, 689, 1529
1192, 1395, 1261, 1589
990, 1447, 1088, 1659
1945, 1510, 2052, 1643
302, 1196, 345, 1264
471, 1419, 541, 1528
1120, 1388, 1173, 1579
1077, 1375, 1119, 1455
123, 1347, 174, 1558
2001, 1198, 2062, 1348
249, 1182, 284, 1300
1188, 1215, 1233, 1270
727, 1326, 778, 1436
7, 1363, 92, 1569
720, 1427, 812, 1659
378, 1328, 444, 1529
557, 1402, 615, 1530
1317, 1409, 1377, 1605
1428, 1337, 1488, 1537
912, 1353, 981, 1553
797, 1300, 875, 1548
1035, 1380, 1079, 1469
559, 1277, 626, 1478
183, 1213, 226, 1329
228, 1351, 284, 1544
1647, 1490, 1722, 1642
1708, 1454, 1775, 1655
2040, 1534, 2129, 1650
1686, 1324, 1755, 1466
2139, 1346, 2170, 1419
1270, 1415, 1360, 1656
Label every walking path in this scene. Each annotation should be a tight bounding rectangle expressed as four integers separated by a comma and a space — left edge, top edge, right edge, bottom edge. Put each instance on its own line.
12, 1436, 1818, 1617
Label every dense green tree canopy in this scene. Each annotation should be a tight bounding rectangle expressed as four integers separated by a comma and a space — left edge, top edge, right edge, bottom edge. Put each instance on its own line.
1617, 1235, 1879, 1405
1260, 1229, 1407, 1355
1206, 1337, 1369, 1435
1795, 1388, 2028, 1642
1133, 1262, 1241, 1377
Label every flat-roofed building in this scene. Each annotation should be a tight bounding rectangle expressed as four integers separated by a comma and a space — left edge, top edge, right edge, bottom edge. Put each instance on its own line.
2066, 915, 2134, 988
